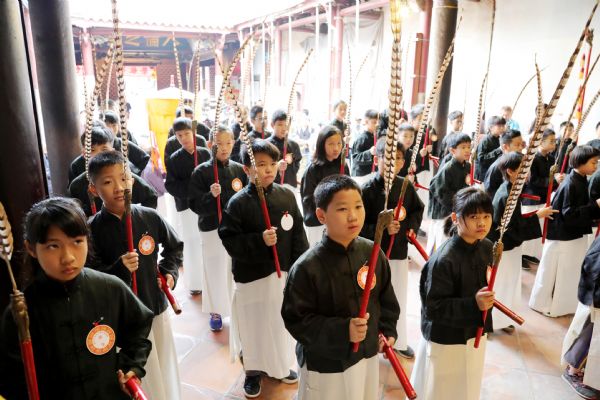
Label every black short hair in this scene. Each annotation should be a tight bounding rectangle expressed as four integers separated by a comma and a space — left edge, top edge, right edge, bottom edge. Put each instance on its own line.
364, 109, 379, 120
487, 116, 506, 128
80, 126, 113, 147
448, 133, 471, 149
88, 150, 126, 183
448, 110, 463, 121
410, 104, 425, 120
271, 109, 287, 124
24, 197, 89, 245
500, 129, 522, 146
443, 187, 493, 236
173, 117, 193, 132
103, 110, 119, 124
560, 120, 575, 129
176, 106, 194, 118
250, 105, 264, 120
542, 128, 555, 140
570, 145, 600, 169
596, 121, 600, 130
314, 174, 361, 211
498, 151, 523, 180
375, 137, 405, 158
398, 123, 415, 133
333, 100, 347, 110
240, 139, 280, 167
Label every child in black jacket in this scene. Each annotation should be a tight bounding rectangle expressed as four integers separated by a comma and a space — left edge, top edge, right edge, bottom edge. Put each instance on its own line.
218, 139, 308, 397
282, 174, 399, 400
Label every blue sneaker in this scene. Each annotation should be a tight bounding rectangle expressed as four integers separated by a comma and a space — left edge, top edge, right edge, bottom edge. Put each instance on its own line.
209, 313, 223, 332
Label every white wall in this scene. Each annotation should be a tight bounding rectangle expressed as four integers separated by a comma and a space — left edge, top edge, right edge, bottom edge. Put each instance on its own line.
452, 0, 600, 143
251, 0, 600, 143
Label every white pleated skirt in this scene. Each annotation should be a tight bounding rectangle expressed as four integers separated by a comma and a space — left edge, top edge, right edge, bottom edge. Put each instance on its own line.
142, 310, 181, 400
521, 204, 543, 260
179, 208, 203, 291
426, 219, 448, 256
389, 259, 409, 351
492, 247, 522, 330
529, 237, 587, 317
410, 336, 487, 400
200, 229, 233, 316
297, 356, 379, 400
229, 272, 295, 378
305, 225, 326, 248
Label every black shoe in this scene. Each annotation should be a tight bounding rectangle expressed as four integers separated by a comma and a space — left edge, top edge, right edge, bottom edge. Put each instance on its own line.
189, 290, 202, 296
395, 345, 415, 359
501, 325, 515, 334
562, 369, 597, 399
243, 375, 262, 398
281, 370, 298, 384
417, 228, 427, 238
521, 259, 532, 271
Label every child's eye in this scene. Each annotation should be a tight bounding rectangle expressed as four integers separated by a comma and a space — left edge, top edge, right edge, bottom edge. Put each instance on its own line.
46, 244, 58, 249
338, 207, 347, 212
355, 205, 363, 210
74, 239, 85, 245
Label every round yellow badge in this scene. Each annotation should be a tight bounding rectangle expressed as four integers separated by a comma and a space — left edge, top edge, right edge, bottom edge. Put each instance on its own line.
231, 178, 243, 192
138, 235, 155, 256
86, 324, 116, 356
357, 265, 376, 290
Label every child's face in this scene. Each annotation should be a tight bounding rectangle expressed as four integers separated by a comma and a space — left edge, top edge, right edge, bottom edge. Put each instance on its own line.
252, 112, 264, 130
577, 156, 599, 176
411, 114, 423, 129
87, 143, 113, 158
364, 117, 378, 133
502, 108, 512, 120
26, 225, 87, 283
175, 128, 195, 152
503, 136, 524, 153
316, 189, 364, 245
335, 104, 347, 120
184, 112, 194, 120
215, 132, 234, 162
89, 163, 133, 214
244, 152, 277, 187
399, 130, 415, 148
377, 150, 405, 176
561, 125, 574, 139
324, 134, 343, 161
453, 211, 492, 244
106, 122, 119, 135
272, 120, 287, 139
490, 124, 506, 137
450, 116, 463, 132
450, 142, 471, 163
539, 135, 556, 153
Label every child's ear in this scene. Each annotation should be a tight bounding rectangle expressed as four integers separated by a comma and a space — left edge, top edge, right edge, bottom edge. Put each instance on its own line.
24, 240, 37, 259
242, 165, 251, 176
316, 207, 326, 224
88, 183, 99, 198
451, 212, 458, 224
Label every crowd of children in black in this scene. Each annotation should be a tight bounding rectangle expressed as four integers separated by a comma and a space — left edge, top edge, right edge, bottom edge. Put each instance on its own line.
1, 100, 600, 400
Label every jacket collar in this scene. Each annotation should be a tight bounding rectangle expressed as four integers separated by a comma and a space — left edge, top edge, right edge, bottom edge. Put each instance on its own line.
35, 267, 85, 296
322, 234, 358, 254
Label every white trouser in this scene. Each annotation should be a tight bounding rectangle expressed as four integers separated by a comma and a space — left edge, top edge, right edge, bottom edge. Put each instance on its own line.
305, 225, 326, 248
529, 237, 587, 317
200, 229, 233, 316
230, 272, 295, 378
521, 204, 543, 260
179, 208, 203, 291
142, 310, 181, 400
298, 356, 379, 400
426, 219, 448, 256
389, 259, 409, 351
411, 336, 486, 400
492, 247, 522, 330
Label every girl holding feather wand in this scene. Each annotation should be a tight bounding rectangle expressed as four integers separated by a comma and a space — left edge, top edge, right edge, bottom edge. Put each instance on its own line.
0, 198, 153, 400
